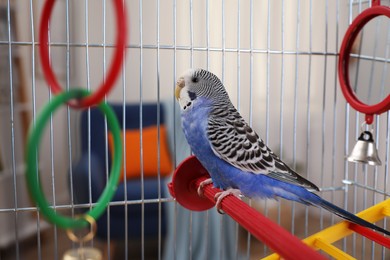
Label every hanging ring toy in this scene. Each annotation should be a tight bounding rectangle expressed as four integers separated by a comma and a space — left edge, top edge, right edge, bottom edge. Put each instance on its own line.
39, 0, 127, 108
25, 89, 122, 229
338, 0, 390, 124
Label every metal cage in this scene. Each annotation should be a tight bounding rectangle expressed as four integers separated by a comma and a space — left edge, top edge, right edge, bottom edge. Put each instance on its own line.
0, 0, 389, 259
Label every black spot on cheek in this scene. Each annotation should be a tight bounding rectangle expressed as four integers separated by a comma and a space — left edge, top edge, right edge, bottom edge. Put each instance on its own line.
188, 91, 197, 101
183, 101, 192, 110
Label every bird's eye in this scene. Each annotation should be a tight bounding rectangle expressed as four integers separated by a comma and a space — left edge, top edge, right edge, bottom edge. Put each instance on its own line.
191, 77, 199, 83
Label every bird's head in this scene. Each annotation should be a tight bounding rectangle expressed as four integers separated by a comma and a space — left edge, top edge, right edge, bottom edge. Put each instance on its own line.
175, 68, 228, 110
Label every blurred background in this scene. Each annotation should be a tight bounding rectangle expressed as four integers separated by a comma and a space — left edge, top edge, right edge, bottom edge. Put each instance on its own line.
0, 0, 389, 259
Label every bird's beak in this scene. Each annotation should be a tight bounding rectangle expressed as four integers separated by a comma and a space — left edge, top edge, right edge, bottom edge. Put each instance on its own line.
175, 77, 185, 100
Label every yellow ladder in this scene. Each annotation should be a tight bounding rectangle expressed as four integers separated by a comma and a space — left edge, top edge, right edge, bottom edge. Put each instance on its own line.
263, 199, 390, 259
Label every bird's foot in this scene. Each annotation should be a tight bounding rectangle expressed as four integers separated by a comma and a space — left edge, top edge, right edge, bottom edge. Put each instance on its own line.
214, 188, 242, 214
197, 178, 213, 197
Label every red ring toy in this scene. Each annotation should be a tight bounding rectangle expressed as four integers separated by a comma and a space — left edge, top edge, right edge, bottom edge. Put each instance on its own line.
39, 0, 127, 108
338, 0, 390, 124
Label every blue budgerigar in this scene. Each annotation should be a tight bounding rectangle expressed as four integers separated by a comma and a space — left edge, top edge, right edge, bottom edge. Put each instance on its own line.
175, 68, 389, 236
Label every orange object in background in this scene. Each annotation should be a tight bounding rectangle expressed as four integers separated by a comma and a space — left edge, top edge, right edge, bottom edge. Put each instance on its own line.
108, 125, 173, 181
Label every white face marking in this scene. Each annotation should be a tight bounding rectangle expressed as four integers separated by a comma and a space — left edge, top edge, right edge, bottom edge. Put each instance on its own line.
177, 69, 197, 111
178, 87, 193, 111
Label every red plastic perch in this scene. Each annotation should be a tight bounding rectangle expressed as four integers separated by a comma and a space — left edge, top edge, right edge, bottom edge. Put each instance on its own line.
168, 156, 326, 260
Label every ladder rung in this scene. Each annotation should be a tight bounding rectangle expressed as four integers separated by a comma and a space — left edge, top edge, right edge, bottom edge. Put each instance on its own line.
314, 238, 356, 260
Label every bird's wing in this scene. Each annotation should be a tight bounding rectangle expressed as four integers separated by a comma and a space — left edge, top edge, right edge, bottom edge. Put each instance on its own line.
207, 108, 319, 191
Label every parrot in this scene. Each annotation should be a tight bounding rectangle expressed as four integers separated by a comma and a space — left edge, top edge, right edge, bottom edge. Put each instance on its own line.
175, 68, 390, 236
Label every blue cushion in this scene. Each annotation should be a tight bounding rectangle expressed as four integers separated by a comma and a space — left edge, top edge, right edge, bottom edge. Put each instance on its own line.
71, 103, 167, 240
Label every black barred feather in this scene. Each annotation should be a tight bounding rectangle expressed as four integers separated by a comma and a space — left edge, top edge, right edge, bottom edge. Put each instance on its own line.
207, 108, 319, 191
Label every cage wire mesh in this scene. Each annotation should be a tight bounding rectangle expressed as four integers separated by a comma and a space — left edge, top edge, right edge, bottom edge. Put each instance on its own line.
0, 0, 389, 259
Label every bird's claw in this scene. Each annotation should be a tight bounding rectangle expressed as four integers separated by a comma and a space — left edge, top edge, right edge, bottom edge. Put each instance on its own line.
214, 189, 242, 214
197, 178, 213, 197
197, 179, 243, 214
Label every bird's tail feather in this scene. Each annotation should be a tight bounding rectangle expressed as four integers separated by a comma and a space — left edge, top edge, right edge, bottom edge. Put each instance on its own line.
313, 195, 390, 236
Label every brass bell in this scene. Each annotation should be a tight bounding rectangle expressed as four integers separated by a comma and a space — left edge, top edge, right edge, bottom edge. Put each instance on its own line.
347, 131, 381, 166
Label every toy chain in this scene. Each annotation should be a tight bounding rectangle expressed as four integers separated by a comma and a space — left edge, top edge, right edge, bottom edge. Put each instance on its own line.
25, 0, 128, 229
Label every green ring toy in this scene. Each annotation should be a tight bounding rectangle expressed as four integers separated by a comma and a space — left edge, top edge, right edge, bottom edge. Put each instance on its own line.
25, 89, 122, 229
